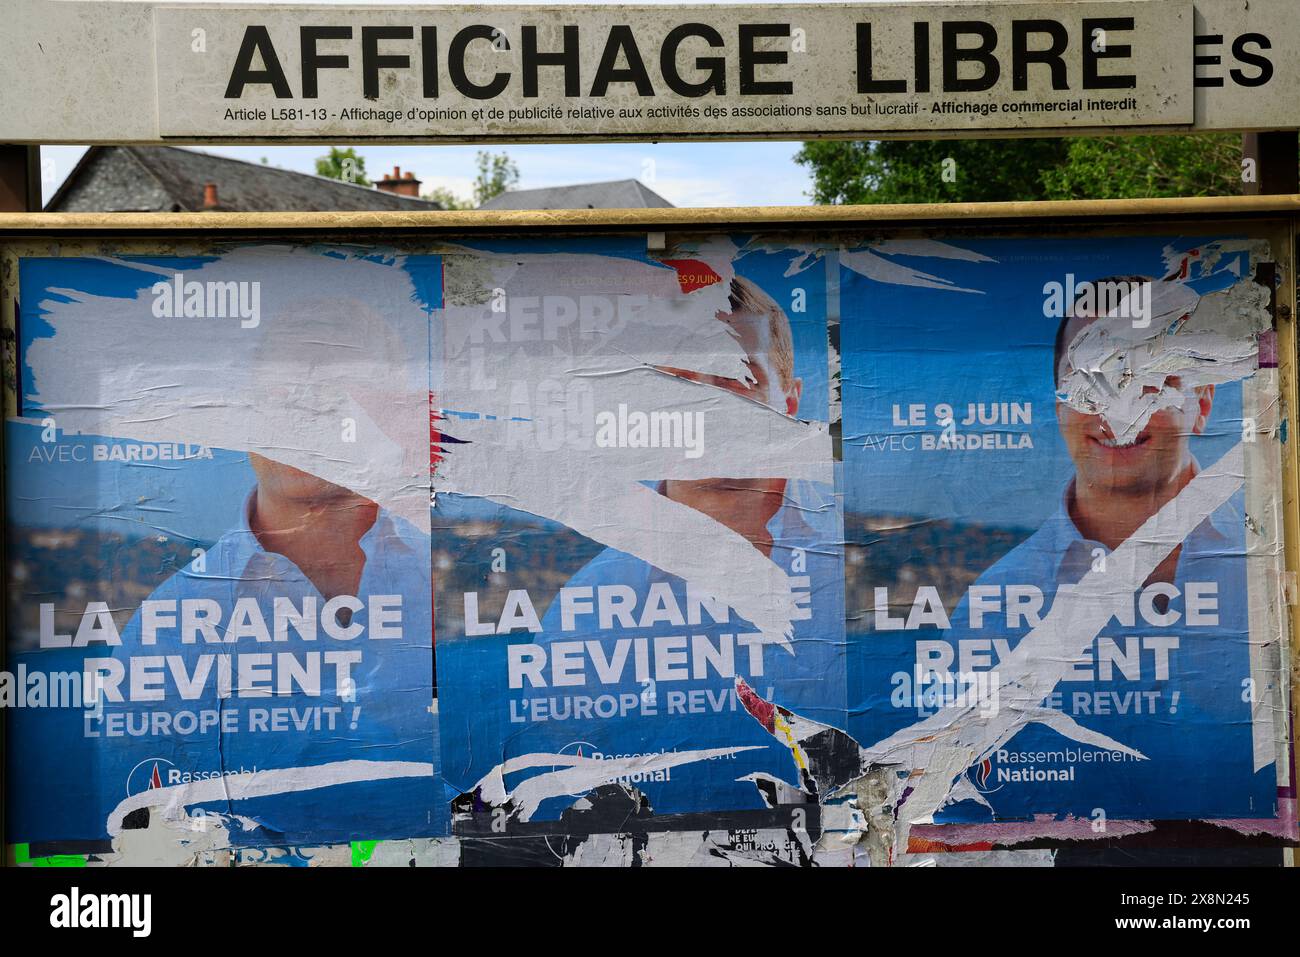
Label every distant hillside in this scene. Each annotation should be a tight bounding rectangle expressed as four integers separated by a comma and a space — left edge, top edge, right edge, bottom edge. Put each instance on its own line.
6, 513, 1030, 651
6, 527, 202, 651
844, 513, 1027, 633
434, 518, 604, 637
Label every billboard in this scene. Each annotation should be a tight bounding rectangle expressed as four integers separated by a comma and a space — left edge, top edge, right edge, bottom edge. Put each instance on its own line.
5, 247, 445, 856
3, 217, 1295, 865
432, 239, 842, 861
839, 234, 1293, 848
153, 1, 1193, 139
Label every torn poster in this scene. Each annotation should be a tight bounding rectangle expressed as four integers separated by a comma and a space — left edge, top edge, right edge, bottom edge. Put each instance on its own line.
2, 229, 1292, 864
841, 235, 1291, 837
432, 237, 845, 823
5, 248, 445, 847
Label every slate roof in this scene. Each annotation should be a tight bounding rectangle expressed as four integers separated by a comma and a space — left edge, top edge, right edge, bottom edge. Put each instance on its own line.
478, 178, 674, 210
46, 146, 443, 212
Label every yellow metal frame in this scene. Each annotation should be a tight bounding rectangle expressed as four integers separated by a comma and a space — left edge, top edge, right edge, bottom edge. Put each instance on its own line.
2, 194, 1299, 233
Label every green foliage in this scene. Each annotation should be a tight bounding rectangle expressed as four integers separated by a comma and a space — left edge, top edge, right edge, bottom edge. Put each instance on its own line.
315, 147, 370, 186
473, 150, 520, 206
1040, 134, 1244, 199
421, 185, 474, 210
796, 134, 1253, 205
796, 139, 1067, 205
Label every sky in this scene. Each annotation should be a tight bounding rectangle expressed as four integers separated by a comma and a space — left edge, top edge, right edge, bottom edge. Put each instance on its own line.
40, 141, 814, 209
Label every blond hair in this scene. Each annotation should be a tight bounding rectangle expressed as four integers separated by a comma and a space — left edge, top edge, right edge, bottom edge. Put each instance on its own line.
724, 275, 796, 393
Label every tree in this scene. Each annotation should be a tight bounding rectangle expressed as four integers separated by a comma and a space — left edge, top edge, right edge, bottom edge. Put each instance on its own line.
1039, 134, 1244, 200
795, 139, 1068, 205
421, 185, 474, 210
315, 147, 370, 186
472, 151, 520, 206
795, 134, 1251, 205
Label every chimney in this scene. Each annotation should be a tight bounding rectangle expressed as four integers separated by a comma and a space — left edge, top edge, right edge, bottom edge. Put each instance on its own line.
376, 165, 422, 198
201, 182, 219, 210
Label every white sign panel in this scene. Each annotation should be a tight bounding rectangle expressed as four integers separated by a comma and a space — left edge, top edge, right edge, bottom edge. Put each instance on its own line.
153, 2, 1194, 140
3, 0, 1297, 144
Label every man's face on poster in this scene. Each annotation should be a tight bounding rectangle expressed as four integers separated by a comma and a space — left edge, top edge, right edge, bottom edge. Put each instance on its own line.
248, 452, 372, 510
661, 303, 803, 502
1055, 311, 1214, 498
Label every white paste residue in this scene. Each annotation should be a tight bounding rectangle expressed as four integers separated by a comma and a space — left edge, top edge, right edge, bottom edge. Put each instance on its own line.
839, 240, 995, 294
437, 248, 835, 649
1058, 279, 1270, 443
27, 247, 433, 531
862, 442, 1248, 840
470, 747, 761, 822
106, 759, 433, 836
